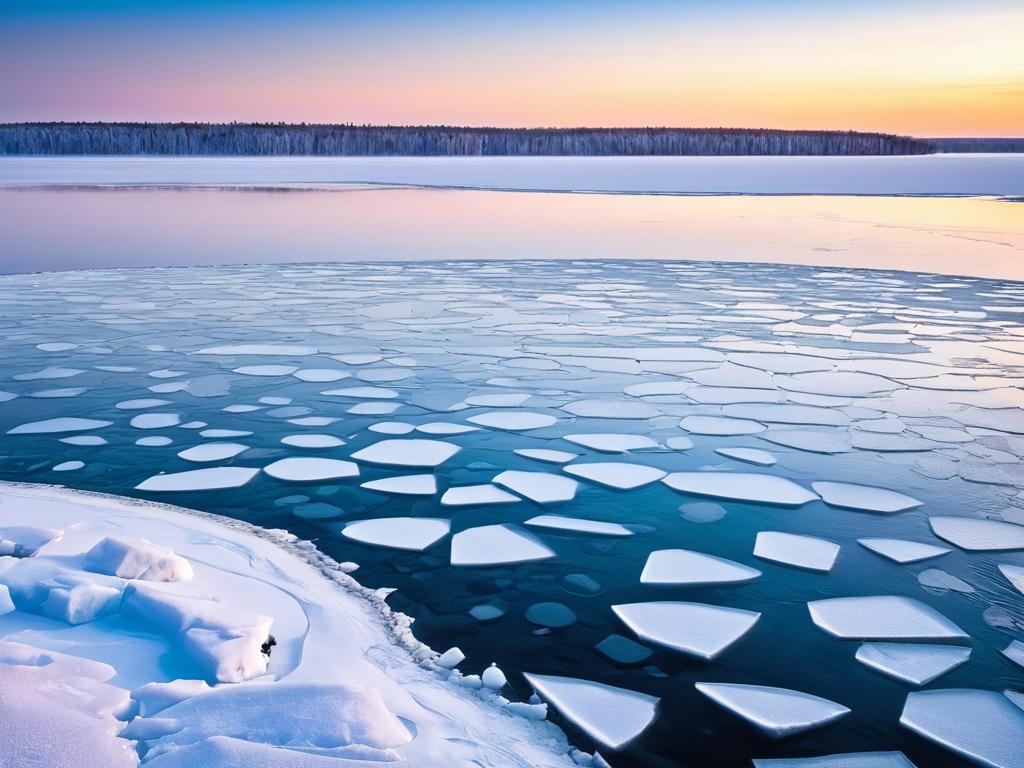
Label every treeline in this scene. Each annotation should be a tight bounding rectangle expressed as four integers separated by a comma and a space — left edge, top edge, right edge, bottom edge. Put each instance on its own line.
0, 123, 932, 156
930, 137, 1024, 153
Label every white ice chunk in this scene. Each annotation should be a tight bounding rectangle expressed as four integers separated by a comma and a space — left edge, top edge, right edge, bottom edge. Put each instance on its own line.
84, 536, 193, 582
368, 421, 415, 435
7, 417, 112, 434
360, 474, 437, 495
523, 672, 659, 750
755, 532, 840, 572
53, 461, 84, 472
465, 393, 531, 407
342, 517, 449, 551
351, 438, 461, 468
999, 563, 1024, 596
564, 433, 659, 452
664, 472, 818, 506
564, 462, 666, 489
514, 448, 579, 463
263, 457, 359, 482
613, 601, 760, 659
116, 398, 171, 410
0, 559, 124, 624
177, 442, 248, 462
321, 386, 398, 399
900, 689, 1024, 768
856, 643, 970, 686
562, 400, 660, 419
292, 368, 350, 382
131, 412, 181, 429
525, 514, 633, 537
858, 538, 951, 564
59, 435, 107, 446
450, 524, 556, 566
0, 525, 63, 557
1004, 640, 1024, 669
681, 415, 765, 436
415, 421, 480, 435
812, 482, 921, 513
808, 596, 968, 640
716, 447, 777, 466
440, 484, 521, 506
197, 344, 317, 356
132, 679, 212, 716
696, 683, 850, 738
232, 364, 298, 376
436, 647, 465, 669
467, 411, 557, 430
493, 470, 578, 503
136, 467, 260, 492
280, 434, 345, 448
137, 436, 173, 447
641, 549, 761, 586
929, 516, 1024, 551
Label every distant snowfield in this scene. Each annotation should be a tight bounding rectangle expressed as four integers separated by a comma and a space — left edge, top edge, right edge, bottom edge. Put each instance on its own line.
0, 482, 584, 768
2, 154, 1024, 196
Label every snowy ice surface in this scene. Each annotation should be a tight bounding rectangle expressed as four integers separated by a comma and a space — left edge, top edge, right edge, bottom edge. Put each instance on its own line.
811, 482, 922, 514
754, 532, 840, 572
262, 457, 359, 482
715, 447, 777, 467
525, 514, 633, 537
928, 516, 1024, 551
562, 433, 659, 453
350, 438, 461, 467
695, 683, 850, 738
999, 563, 1024, 596
640, 549, 761, 586
855, 643, 970, 686
612, 601, 760, 660
466, 411, 558, 430
84, 536, 194, 582
752, 753, 917, 768
515, 448, 579, 464
7, 417, 112, 434
493, 470, 578, 504
808, 596, 968, 641
341, 517, 450, 551
523, 672, 659, 750
176, 443, 249, 462
663, 472, 818, 506
450, 524, 556, 566
440, 483, 521, 506
136, 467, 260, 492
0, 483, 584, 768
900, 689, 1024, 768
563, 462, 666, 490
857, 538, 951, 564
360, 474, 437, 496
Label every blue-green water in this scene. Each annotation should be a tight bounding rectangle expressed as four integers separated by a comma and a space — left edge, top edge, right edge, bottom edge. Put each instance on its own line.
1, 259, 1022, 767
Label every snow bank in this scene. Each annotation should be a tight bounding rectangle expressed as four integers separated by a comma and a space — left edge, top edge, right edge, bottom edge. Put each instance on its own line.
0, 482, 587, 768
85, 535, 194, 582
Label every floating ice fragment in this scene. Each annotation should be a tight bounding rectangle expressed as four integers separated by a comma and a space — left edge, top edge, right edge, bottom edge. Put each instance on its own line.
360, 474, 437, 495
812, 482, 921, 513
808, 596, 968, 640
755, 532, 840, 572
666, 435, 694, 450
115, 398, 170, 410
352, 439, 460, 468
663, 472, 818, 506
563, 433, 659, 452
232, 364, 299, 376
929, 516, 1024, 551
680, 501, 727, 523
523, 672, 659, 750
280, 434, 345, 448
450, 524, 555, 566
8, 417, 112, 435
415, 422, 480, 435
293, 368, 350, 382
752, 752, 917, 767
493, 470, 578, 503
595, 634, 652, 665
131, 413, 181, 429
716, 447, 777, 466
681, 415, 765, 436
465, 393, 531, 407
760, 429, 851, 454
287, 416, 338, 427
526, 602, 577, 628
342, 517, 449, 551
440, 484, 520, 506
368, 421, 415, 435
999, 563, 1024, 596
525, 514, 632, 537
13, 366, 83, 380
263, 457, 359, 482
900, 689, 1024, 768
36, 342, 78, 352
562, 400, 660, 419
177, 443, 248, 462
197, 344, 318, 356
564, 462, 666, 489
1004, 640, 1024, 669
437, 647, 464, 669
53, 461, 84, 471
515, 448, 578, 463
136, 436, 173, 447
467, 411, 557, 430
641, 549, 761, 586
136, 467, 260, 492
322, 386, 399, 399
918, 568, 974, 594
856, 643, 970, 686
613, 601, 760, 659
469, 603, 506, 621
857, 538, 951, 564
695, 683, 850, 738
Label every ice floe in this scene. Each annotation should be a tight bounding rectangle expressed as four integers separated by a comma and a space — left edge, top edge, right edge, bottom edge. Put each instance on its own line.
136, 467, 261, 492
752, 752, 917, 767
612, 601, 760, 659
177, 442, 248, 462
857, 538, 951, 564
341, 517, 449, 551
999, 563, 1024, 596
136, 436, 173, 447
263, 457, 359, 482
681, 415, 765, 436
467, 411, 558, 430
563, 462, 666, 489
523, 672, 659, 750
526, 602, 577, 628
525, 514, 633, 537
233, 364, 298, 376
595, 634, 652, 665
900, 689, 1024, 768
695, 683, 850, 738
562, 433, 659, 452
292, 368, 350, 382
663, 472, 818, 506
450, 524, 556, 566
494, 470, 578, 503
640, 549, 761, 586
515, 448, 579, 463
196, 344, 318, 356
562, 400, 659, 419
415, 421, 480, 435
716, 447, 777, 466
130, 413, 181, 429
279, 434, 345, 448
440, 484, 521, 506
8, 417, 112, 434
53, 460, 84, 471
360, 474, 437, 495
812, 482, 922, 514
808, 596, 968, 640
351, 438, 461, 467
754, 531, 840, 572
855, 643, 970, 686
929, 516, 1024, 551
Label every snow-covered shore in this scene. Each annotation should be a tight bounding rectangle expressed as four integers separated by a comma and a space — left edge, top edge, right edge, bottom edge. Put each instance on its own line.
0, 481, 593, 768
2, 154, 1024, 196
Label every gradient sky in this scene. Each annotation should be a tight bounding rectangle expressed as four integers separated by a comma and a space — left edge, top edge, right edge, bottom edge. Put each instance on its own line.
1, 0, 1021, 136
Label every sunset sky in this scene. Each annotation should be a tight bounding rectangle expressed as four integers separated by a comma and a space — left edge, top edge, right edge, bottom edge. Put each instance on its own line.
1, 0, 1021, 136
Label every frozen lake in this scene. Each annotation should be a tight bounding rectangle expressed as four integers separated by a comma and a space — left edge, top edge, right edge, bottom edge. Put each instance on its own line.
1, 259, 1023, 767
